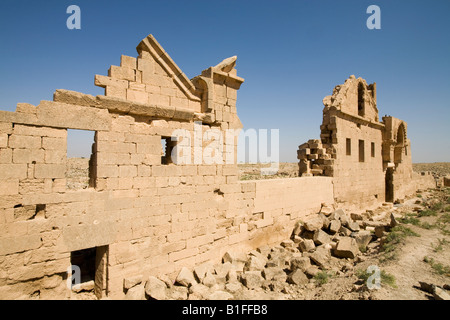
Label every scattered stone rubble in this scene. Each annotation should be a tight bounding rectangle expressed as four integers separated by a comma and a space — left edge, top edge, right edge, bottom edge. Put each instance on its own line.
122, 204, 402, 300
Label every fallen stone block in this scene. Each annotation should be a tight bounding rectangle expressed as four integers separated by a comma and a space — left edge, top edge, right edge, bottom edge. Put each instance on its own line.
355, 230, 373, 250
145, 276, 167, 300
223, 251, 247, 272
433, 287, 450, 301
193, 262, 214, 283
225, 282, 242, 293
262, 267, 287, 282
334, 237, 359, 259
374, 226, 386, 238
287, 269, 309, 285
305, 265, 320, 278
304, 216, 324, 232
125, 284, 146, 300
215, 262, 232, 279
203, 272, 216, 288
347, 220, 360, 232
320, 204, 334, 217
329, 220, 341, 234
290, 255, 311, 272
167, 286, 188, 300
313, 229, 331, 245
298, 239, 316, 253
350, 213, 363, 221
124, 275, 143, 290
339, 226, 352, 237
240, 271, 264, 289
188, 283, 210, 299
244, 255, 266, 271
209, 290, 234, 300
176, 267, 197, 287
310, 246, 331, 269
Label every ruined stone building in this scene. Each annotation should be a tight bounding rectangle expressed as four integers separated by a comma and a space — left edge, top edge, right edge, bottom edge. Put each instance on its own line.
0, 35, 435, 299
298, 75, 434, 210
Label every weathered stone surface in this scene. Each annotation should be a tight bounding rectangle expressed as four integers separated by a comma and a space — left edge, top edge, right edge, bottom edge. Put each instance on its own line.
244, 255, 266, 271
188, 283, 210, 299
262, 267, 287, 282
214, 262, 233, 279
434, 287, 450, 300
240, 271, 264, 289
202, 272, 216, 288
310, 246, 331, 268
290, 255, 311, 272
225, 282, 242, 293
287, 269, 309, 285
329, 220, 341, 234
125, 284, 146, 300
313, 229, 331, 245
124, 274, 143, 290
304, 216, 324, 231
223, 251, 247, 271
298, 239, 315, 253
355, 230, 373, 250
193, 262, 214, 283
176, 267, 197, 287
347, 220, 360, 232
145, 276, 167, 300
208, 290, 234, 300
167, 286, 188, 300
334, 237, 359, 259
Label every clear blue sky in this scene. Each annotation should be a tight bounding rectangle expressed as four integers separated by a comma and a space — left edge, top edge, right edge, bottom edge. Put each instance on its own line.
0, 0, 448, 162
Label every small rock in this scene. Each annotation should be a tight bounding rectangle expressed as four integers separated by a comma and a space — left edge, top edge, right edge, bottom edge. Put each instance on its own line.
305, 265, 320, 278
339, 226, 352, 236
287, 269, 309, 285
347, 220, 360, 232
298, 239, 316, 253
145, 276, 167, 300
334, 237, 359, 259
225, 282, 242, 293
290, 255, 311, 272
188, 283, 209, 299
310, 246, 331, 268
257, 245, 271, 257
123, 275, 143, 290
313, 229, 331, 245
351, 213, 363, 221
280, 239, 295, 248
214, 261, 232, 279
244, 255, 266, 271
329, 220, 341, 234
176, 267, 197, 287
262, 267, 287, 282
226, 269, 239, 283
304, 216, 324, 231
125, 284, 146, 300
167, 286, 188, 300
223, 251, 247, 272
320, 204, 334, 216
374, 226, 386, 238
390, 213, 399, 228
72, 280, 95, 293
433, 287, 450, 301
193, 263, 213, 283
202, 272, 216, 288
208, 290, 234, 300
240, 271, 264, 289
355, 230, 373, 250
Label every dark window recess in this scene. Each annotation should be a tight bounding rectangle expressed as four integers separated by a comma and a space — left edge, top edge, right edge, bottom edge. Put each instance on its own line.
371, 142, 375, 157
359, 140, 365, 162
71, 247, 97, 284
161, 137, 177, 165
346, 138, 351, 156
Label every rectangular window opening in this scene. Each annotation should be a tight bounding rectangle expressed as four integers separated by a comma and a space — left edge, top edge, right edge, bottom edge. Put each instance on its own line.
70, 246, 109, 299
359, 140, 365, 162
371, 142, 375, 158
67, 129, 97, 190
161, 136, 177, 165
346, 138, 351, 156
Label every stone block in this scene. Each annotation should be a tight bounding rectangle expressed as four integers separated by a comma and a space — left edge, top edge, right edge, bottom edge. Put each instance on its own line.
240, 271, 263, 289
334, 237, 359, 259
34, 164, 65, 179
145, 276, 167, 300
313, 229, 331, 245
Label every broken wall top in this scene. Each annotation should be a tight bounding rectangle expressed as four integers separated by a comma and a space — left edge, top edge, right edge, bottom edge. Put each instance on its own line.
322, 75, 379, 123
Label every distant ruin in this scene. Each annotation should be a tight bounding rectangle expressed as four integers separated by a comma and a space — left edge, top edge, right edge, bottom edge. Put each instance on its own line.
0, 35, 435, 299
